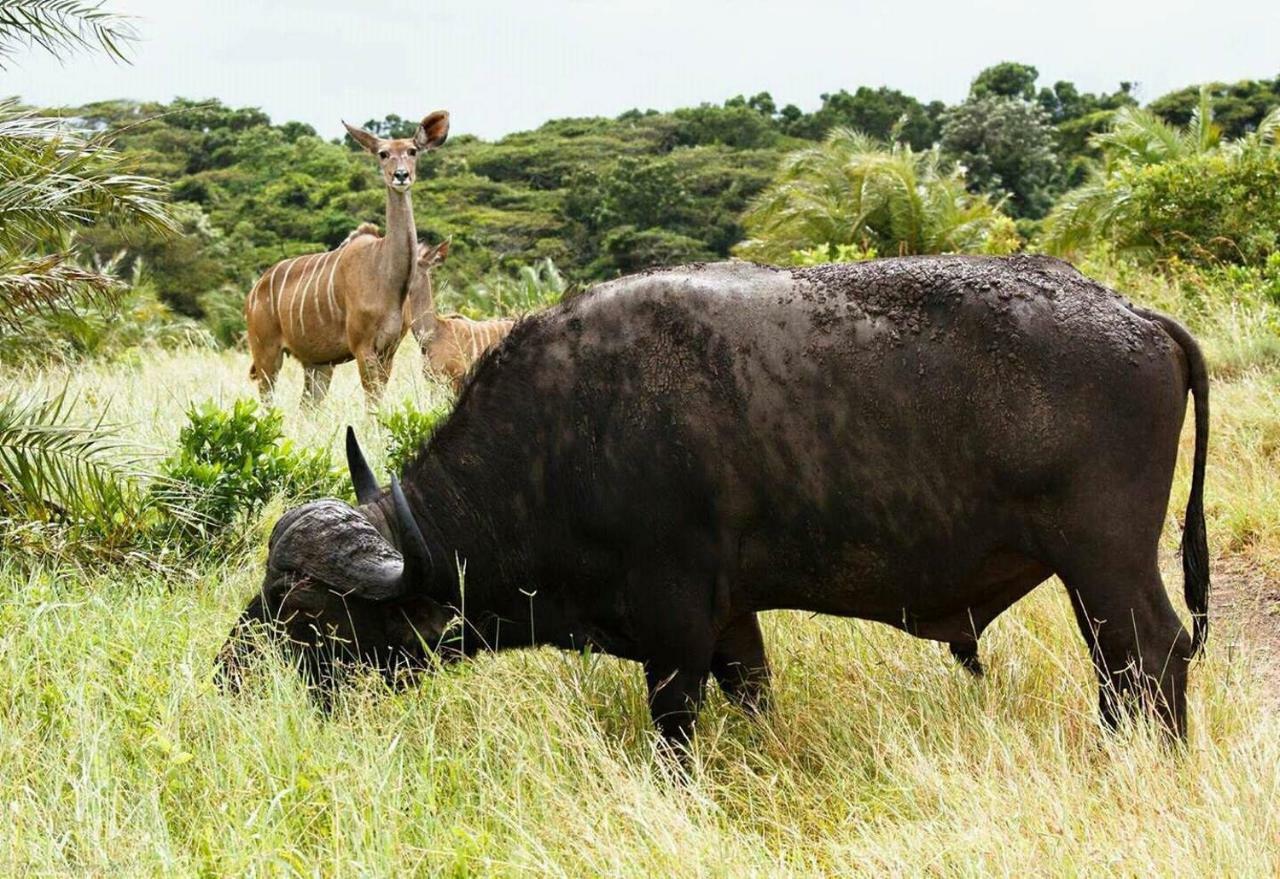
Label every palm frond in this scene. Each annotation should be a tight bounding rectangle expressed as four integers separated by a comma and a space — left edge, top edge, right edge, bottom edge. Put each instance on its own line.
1091, 107, 1185, 167
1184, 86, 1222, 154
0, 387, 141, 529
0, 0, 136, 68
0, 100, 177, 251
0, 250, 121, 328
1248, 106, 1280, 149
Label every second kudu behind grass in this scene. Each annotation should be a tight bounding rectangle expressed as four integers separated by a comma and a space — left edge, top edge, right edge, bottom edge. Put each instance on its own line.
403, 240, 517, 392
245, 111, 450, 405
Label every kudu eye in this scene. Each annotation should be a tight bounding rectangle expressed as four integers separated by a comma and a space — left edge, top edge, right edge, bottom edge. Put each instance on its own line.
378, 150, 389, 160
408, 148, 417, 157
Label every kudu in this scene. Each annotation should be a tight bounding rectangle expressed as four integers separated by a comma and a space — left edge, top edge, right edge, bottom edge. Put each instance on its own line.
244, 111, 450, 404
402, 240, 516, 392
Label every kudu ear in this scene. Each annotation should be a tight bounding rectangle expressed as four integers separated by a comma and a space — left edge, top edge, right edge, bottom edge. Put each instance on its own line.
415, 111, 450, 151
343, 121, 382, 154
418, 239, 450, 268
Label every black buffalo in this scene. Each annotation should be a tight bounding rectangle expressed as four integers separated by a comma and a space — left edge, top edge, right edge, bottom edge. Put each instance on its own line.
220, 256, 1209, 743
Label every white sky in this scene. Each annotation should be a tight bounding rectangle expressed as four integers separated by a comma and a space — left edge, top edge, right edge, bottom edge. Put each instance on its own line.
4, 0, 1277, 140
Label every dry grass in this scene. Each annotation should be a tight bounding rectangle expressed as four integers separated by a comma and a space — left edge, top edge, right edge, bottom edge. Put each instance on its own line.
1, 272, 1279, 876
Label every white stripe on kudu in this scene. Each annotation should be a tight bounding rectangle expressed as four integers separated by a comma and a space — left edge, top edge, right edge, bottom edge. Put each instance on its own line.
276, 257, 300, 333
306, 251, 333, 328
325, 245, 345, 319
295, 252, 327, 335
267, 261, 282, 317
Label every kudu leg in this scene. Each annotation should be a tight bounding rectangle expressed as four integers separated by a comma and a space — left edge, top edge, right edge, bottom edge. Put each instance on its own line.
301, 365, 334, 407
354, 348, 391, 405
249, 338, 284, 403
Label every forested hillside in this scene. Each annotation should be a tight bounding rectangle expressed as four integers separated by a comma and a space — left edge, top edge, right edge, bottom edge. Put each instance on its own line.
52, 65, 1278, 328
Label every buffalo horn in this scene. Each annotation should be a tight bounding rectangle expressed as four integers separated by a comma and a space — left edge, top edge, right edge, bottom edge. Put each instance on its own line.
346, 426, 380, 505
390, 474, 432, 583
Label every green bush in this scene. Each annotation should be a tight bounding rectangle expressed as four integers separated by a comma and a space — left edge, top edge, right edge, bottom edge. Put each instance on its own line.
1126, 151, 1280, 265
154, 400, 342, 541
378, 400, 450, 474
785, 242, 879, 266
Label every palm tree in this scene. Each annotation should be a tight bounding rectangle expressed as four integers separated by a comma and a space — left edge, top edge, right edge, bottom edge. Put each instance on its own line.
0, 1, 175, 327
1040, 87, 1277, 257
1089, 88, 1221, 169
736, 128, 1016, 263
0, 2, 172, 531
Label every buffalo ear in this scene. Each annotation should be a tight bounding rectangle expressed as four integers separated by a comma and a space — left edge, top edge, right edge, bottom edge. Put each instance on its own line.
414, 111, 450, 151
343, 121, 382, 154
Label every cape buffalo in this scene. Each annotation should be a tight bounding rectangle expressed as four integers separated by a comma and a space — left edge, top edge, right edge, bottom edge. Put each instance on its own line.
220, 255, 1209, 743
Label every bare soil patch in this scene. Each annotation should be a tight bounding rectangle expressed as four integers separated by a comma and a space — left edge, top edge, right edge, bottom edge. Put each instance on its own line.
1207, 555, 1280, 700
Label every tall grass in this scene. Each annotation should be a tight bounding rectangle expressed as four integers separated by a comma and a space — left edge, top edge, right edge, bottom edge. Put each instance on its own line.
1, 266, 1278, 876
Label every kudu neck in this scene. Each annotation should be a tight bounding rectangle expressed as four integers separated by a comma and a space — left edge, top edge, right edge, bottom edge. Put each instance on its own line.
380, 188, 417, 294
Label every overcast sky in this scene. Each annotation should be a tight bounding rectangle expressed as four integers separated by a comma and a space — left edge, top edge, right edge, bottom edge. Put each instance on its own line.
4, 0, 1277, 140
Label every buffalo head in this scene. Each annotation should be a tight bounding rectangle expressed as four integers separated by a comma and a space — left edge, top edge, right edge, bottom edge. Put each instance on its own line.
217, 429, 456, 693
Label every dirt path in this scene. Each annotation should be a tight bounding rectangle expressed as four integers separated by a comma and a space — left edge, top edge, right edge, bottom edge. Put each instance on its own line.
1206, 555, 1280, 701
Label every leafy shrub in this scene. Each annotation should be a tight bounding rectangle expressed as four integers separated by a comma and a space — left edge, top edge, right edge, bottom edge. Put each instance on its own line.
378, 400, 450, 474
154, 400, 342, 541
1125, 151, 1280, 265
785, 243, 879, 266
1040, 98, 1280, 266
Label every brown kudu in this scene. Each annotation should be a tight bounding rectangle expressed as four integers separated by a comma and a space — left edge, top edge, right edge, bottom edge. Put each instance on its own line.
244, 111, 450, 404
402, 240, 516, 392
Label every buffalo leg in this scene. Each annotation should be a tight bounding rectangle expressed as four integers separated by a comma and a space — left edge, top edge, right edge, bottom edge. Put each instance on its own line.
711, 613, 771, 713
645, 664, 708, 748
1062, 561, 1192, 738
630, 565, 718, 748
949, 641, 985, 677
301, 365, 333, 406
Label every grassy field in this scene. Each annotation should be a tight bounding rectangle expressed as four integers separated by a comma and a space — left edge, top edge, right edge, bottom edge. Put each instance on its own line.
2, 270, 1279, 876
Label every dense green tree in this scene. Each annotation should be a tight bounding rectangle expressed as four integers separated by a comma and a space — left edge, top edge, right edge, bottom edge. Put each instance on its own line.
940, 96, 1058, 218
670, 101, 780, 149
350, 113, 419, 144
782, 87, 942, 148
1149, 76, 1280, 139
971, 62, 1039, 101
76, 202, 228, 317
1036, 79, 1136, 123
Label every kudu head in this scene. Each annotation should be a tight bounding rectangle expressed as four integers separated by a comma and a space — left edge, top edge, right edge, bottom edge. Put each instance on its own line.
343, 111, 450, 193
217, 428, 456, 693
